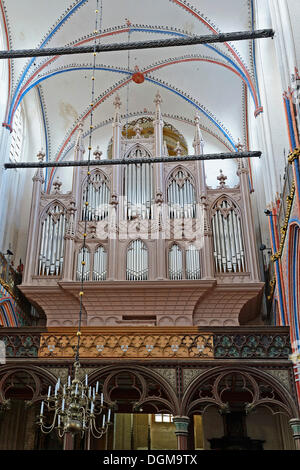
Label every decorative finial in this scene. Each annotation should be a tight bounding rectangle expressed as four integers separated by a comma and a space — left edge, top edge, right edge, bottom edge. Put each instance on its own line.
236, 138, 244, 152
217, 169, 227, 189
175, 141, 182, 156
53, 176, 62, 193
37, 150, 45, 162
194, 115, 200, 125
93, 146, 102, 160
113, 94, 122, 110
133, 122, 142, 139
154, 91, 162, 106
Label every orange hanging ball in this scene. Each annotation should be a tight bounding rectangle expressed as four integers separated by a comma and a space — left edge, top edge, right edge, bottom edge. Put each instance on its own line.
132, 72, 145, 84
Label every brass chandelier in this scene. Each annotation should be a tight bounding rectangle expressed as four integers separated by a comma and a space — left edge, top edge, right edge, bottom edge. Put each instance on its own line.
37, 0, 111, 441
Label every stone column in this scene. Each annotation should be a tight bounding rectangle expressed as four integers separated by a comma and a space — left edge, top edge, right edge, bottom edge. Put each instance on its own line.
62, 200, 77, 281
289, 418, 300, 450
193, 116, 214, 279
23, 151, 45, 284
173, 416, 190, 450
237, 144, 260, 281
63, 432, 74, 450
153, 92, 165, 280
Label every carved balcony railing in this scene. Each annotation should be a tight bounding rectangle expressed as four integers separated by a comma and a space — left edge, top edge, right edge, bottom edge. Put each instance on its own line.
0, 327, 291, 360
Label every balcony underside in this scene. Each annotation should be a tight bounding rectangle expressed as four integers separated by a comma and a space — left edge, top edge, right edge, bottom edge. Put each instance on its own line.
19, 279, 264, 327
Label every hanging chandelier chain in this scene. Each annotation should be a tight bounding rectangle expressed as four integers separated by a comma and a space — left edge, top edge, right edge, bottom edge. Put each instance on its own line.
76, 0, 101, 362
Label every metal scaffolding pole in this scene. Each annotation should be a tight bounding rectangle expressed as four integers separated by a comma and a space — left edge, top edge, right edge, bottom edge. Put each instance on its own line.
4, 151, 261, 170
0, 30, 274, 60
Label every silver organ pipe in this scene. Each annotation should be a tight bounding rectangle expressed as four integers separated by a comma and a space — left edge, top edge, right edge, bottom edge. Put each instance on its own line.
186, 245, 201, 279
76, 247, 90, 281
93, 245, 107, 281
211, 199, 245, 273
126, 240, 148, 281
125, 147, 153, 220
82, 172, 110, 221
168, 169, 196, 219
38, 204, 66, 276
168, 244, 183, 280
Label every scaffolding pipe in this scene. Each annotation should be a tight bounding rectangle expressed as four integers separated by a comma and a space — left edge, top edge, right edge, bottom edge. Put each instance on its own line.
0, 30, 274, 60
4, 151, 261, 170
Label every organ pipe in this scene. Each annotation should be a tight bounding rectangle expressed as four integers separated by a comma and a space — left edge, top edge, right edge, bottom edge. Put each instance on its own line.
168, 170, 196, 218
82, 172, 110, 221
126, 240, 148, 280
211, 199, 245, 273
38, 204, 66, 276
93, 246, 107, 281
76, 247, 90, 281
124, 146, 153, 220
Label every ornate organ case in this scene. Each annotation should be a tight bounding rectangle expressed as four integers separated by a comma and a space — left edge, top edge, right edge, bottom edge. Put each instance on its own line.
20, 95, 263, 328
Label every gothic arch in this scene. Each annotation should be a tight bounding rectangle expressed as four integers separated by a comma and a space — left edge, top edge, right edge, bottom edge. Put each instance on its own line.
87, 364, 180, 415
0, 365, 58, 407
181, 365, 299, 419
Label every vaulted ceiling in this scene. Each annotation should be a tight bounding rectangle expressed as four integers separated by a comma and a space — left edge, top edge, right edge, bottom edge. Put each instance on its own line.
1, 0, 261, 190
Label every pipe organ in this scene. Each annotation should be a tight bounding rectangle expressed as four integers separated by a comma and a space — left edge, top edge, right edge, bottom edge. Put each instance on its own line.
38, 203, 66, 276
22, 94, 263, 328
124, 146, 153, 220
186, 245, 201, 280
81, 171, 110, 221
211, 198, 245, 273
168, 169, 196, 218
168, 244, 183, 280
76, 247, 90, 281
126, 240, 148, 281
93, 245, 107, 281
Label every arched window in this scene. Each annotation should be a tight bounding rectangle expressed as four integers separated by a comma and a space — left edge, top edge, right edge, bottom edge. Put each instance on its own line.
168, 244, 183, 280
124, 145, 153, 219
82, 171, 110, 221
76, 247, 90, 281
38, 203, 66, 276
211, 197, 245, 273
186, 245, 201, 279
126, 240, 148, 281
93, 245, 107, 281
167, 168, 196, 218
9, 105, 24, 162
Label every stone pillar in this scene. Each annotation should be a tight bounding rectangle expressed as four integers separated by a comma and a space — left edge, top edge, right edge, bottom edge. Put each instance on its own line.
193, 116, 214, 279
108, 96, 122, 281
63, 432, 74, 450
237, 145, 260, 281
72, 121, 85, 207
23, 151, 45, 284
153, 92, 165, 280
173, 416, 190, 450
62, 200, 77, 281
289, 418, 300, 450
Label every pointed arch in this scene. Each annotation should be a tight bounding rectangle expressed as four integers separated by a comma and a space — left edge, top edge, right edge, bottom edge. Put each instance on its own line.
93, 244, 107, 281
126, 239, 148, 281
210, 195, 245, 274
76, 246, 90, 281
124, 144, 154, 220
38, 201, 67, 276
81, 169, 110, 222
168, 243, 183, 280
167, 166, 196, 218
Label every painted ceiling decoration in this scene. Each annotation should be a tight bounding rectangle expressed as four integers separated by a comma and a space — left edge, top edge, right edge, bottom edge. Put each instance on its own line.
0, 0, 261, 191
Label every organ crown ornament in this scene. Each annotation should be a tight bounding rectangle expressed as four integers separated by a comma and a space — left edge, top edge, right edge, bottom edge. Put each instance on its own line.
113, 93, 122, 110
217, 169, 227, 189
33, 150, 45, 183
52, 176, 62, 193
175, 141, 182, 156
93, 146, 102, 160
